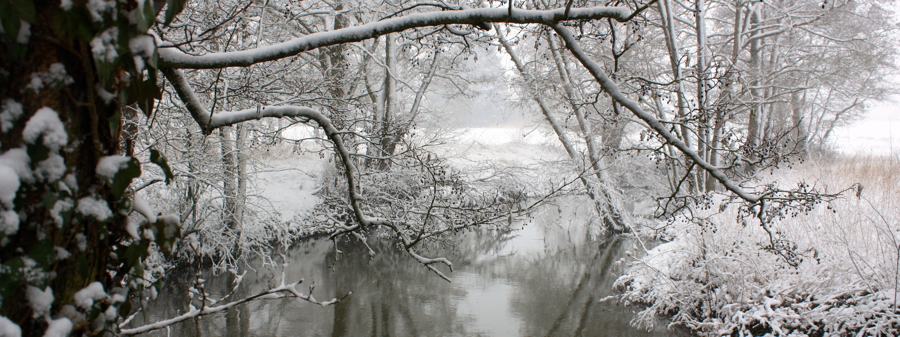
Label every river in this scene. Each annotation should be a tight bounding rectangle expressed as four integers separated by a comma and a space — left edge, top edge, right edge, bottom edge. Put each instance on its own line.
129, 197, 689, 336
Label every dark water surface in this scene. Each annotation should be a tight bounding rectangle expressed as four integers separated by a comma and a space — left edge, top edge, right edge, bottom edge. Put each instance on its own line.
131, 199, 688, 336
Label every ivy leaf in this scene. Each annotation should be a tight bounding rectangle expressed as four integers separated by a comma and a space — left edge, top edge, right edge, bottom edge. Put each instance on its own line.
29, 240, 55, 267
5, 0, 36, 23
152, 215, 181, 257
26, 141, 50, 163
136, 0, 157, 32
110, 157, 141, 198
108, 110, 121, 140
164, 0, 188, 26
124, 74, 162, 118
150, 149, 174, 184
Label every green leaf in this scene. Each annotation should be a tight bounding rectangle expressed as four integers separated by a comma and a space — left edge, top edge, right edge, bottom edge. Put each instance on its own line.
110, 157, 141, 198
108, 110, 121, 140
29, 240, 55, 267
136, 0, 157, 32
152, 216, 181, 257
124, 241, 149, 269
149, 149, 174, 184
26, 141, 50, 163
164, 0, 188, 26
6, 0, 36, 23
124, 75, 162, 118
42, 191, 58, 210
50, 6, 95, 43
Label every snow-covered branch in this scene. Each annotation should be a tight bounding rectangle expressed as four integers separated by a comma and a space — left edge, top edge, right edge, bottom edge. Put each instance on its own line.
158, 6, 632, 69
119, 279, 347, 335
161, 67, 456, 280
550, 24, 761, 204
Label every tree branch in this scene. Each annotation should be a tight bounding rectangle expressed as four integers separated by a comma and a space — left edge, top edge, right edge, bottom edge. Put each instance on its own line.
551, 24, 761, 203
158, 6, 633, 69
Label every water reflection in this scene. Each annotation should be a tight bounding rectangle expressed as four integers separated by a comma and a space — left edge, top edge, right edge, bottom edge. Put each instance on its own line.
131, 198, 688, 336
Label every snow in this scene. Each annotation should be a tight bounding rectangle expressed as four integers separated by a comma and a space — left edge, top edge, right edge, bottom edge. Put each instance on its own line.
54, 246, 71, 260
90, 27, 118, 63
0, 315, 21, 337
63, 174, 76, 191
95, 85, 116, 103
26, 76, 43, 92
50, 199, 73, 228
86, 0, 116, 22
16, 21, 29, 44
76, 197, 112, 221
26, 286, 53, 318
0, 165, 19, 207
0, 149, 31, 183
132, 193, 156, 223
129, 35, 155, 58
75, 233, 86, 251
0, 99, 23, 132
60, 0, 72, 10
0, 210, 19, 236
255, 152, 324, 223
129, 35, 155, 71
35, 154, 66, 182
25, 64, 74, 92
73, 282, 105, 309
23, 108, 68, 152
96, 155, 131, 180
42, 318, 72, 337
125, 218, 140, 240
158, 7, 632, 68
158, 215, 180, 239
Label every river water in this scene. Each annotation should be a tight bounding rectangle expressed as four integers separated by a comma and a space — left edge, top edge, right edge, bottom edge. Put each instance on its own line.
130, 198, 688, 336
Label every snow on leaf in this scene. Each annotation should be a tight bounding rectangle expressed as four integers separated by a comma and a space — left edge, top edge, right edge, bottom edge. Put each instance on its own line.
125, 218, 140, 240
26, 286, 53, 318
35, 154, 65, 182
75, 233, 86, 251
22, 108, 68, 152
96, 156, 140, 198
132, 193, 156, 223
54, 246, 71, 260
86, 0, 115, 22
90, 27, 118, 62
25, 64, 74, 92
50, 199, 73, 228
0, 210, 19, 236
0, 99, 23, 133
0, 149, 32, 183
0, 315, 21, 337
76, 196, 112, 221
96, 155, 131, 180
16, 21, 30, 44
0, 165, 19, 207
42, 317, 72, 337
74, 282, 105, 309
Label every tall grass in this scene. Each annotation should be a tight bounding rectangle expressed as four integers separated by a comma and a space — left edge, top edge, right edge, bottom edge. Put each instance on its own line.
617, 152, 900, 336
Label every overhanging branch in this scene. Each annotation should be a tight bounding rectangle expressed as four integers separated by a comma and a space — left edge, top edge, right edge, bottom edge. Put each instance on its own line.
551, 24, 761, 203
158, 6, 633, 69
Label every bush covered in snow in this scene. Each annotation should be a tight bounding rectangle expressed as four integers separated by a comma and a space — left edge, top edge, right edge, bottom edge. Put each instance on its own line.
617, 154, 900, 336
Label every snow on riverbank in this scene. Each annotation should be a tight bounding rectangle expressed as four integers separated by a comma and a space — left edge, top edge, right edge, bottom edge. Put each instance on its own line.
617, 154, 900, 336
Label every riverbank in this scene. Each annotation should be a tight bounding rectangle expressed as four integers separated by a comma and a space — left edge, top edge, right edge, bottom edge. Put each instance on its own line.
617, 152, 900, 336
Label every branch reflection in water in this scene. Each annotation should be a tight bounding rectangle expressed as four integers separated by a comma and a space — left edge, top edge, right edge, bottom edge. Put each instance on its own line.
130, 197, 690, 336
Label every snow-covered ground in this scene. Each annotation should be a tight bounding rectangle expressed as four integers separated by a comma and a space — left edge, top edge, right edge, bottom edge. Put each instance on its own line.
253, 149, 325, 223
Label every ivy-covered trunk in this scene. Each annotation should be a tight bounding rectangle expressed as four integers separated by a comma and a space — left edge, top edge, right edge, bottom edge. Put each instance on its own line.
0, 1, 180, 335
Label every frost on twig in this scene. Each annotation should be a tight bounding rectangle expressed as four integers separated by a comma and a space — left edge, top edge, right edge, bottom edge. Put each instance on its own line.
119, 277, 349, 335
162, 68, 462, 281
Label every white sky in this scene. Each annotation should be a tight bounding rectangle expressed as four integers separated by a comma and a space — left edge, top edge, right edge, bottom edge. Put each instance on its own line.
833, 98, 900, 156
